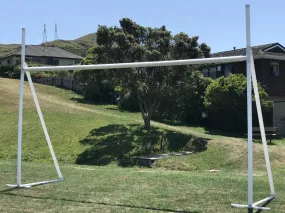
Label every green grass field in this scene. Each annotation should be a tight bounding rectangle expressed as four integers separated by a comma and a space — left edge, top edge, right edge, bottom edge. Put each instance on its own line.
1, 161, 285, 213
1, 78, 285, 212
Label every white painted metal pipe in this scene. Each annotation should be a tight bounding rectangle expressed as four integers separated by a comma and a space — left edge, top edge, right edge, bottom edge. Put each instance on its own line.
251, 54, 275, 195
16, 28, 26, 187
24, 56, 246, 72
6, 184, 31, 188
7, 178, 63, 188
253, 195, 275, 206
246, 4, 253, 208
231, 204, 270, 210
26, 71, 63, 179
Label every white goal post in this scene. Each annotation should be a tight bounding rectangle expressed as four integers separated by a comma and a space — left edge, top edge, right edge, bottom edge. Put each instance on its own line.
7, 4, 275, 212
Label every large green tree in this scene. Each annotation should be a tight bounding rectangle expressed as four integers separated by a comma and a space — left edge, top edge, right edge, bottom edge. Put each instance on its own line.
81, 18, 211, 129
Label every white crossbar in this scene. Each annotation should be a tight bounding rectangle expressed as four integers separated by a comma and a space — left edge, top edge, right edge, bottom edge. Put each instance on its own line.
24, 56, 246, 72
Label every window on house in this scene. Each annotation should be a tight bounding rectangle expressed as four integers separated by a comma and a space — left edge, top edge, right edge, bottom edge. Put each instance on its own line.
202, 69, 209, 77
209, 67, 216, 79
271, 62, 279, 76
7, 59, 12, 65
225, 65, 233, 77
31, 58, 41, 64
53, 60, 59, 66
216, 66, 222, 78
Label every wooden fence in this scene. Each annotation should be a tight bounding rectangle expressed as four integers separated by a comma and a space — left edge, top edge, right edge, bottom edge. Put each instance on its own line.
34, 77, 85, 94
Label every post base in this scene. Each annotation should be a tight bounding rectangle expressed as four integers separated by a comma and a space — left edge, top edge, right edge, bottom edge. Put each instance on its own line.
232, 195, 275, 211
231, 204, 270, 210
7, 178, 63, 188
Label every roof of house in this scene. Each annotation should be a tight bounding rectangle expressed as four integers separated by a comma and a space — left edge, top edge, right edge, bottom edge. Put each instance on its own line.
211, 43, 285, 59
1, 45, 83, 60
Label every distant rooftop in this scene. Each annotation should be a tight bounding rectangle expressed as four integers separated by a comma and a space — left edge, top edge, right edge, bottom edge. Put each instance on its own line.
2, 45, 83, 60
211, 43, 285, 58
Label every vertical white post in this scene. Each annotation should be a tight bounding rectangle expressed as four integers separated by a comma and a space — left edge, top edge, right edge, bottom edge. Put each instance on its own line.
17, 28, 26, 186
250, 54, 275, 196
246, 5, 253, 211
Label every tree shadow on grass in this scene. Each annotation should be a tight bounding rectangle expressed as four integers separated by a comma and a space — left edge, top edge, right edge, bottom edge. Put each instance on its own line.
204, 126, 246, 138
76, 124, 210, 166
0, 188, 20, 193
70, 97, 113, 105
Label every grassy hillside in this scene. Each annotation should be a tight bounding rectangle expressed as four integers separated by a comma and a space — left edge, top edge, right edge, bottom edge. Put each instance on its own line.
1, 78, 285, 172
1, 78, 285, 212
45, 32, 96, 57
0, 32, 96, 58
0, 44, 20, 57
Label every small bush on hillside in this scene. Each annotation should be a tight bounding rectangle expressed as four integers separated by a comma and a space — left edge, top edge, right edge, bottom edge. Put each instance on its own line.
82, 80, 115, 103
204, 74, 273, 132
154, 71, 213, 124
118, 90, 140, 112
0, 63, 71, 79
30, 70, 72, 79
0, 66, 20, 79
73, 70, 116, 103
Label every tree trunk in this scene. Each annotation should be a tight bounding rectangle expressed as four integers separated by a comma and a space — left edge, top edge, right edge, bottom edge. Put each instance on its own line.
143, 117, 151, 130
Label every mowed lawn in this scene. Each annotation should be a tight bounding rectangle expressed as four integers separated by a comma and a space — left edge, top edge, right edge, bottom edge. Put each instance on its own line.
1, 78, 285, 212
1, 161, 285, 213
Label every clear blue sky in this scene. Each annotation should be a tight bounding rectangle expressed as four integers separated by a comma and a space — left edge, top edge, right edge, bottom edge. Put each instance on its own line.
1, 0, 285, 53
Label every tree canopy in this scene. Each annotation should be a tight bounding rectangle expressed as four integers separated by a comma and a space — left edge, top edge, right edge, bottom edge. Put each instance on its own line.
81, 18, 211, 129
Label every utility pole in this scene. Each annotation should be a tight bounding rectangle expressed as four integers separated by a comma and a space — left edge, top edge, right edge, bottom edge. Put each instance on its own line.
43, 24, 47, 43
54, 23, 58, 40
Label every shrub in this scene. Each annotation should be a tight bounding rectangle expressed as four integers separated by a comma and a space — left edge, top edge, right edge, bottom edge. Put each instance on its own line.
154, 70, 213, 124
73, 70, 116, 104
30, 70, 72, 79
118, 89, 140, 112
0, 63, 71, 79
204, 74, 273, 132
0, 66, 20, 79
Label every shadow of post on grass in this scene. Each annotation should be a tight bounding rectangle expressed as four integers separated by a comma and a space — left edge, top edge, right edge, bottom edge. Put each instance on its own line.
1, 192, 198, 213
76, 124, 209, 166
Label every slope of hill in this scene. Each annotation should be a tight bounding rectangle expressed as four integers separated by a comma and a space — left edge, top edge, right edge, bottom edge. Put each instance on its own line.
1, 77, 285, 213
0, 44, 20, 57
1, 77, 285, 173
0, 32, 96, 58
45, 32, 97, 57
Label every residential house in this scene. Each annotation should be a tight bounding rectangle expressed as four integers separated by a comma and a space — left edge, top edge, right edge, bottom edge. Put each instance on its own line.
0, 45, 83, 67
206, 43, 285, 134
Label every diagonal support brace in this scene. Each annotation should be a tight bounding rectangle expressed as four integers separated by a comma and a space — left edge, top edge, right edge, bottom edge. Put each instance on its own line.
25, 71, 63, 179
